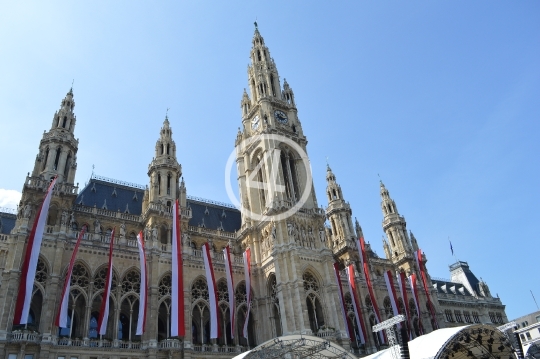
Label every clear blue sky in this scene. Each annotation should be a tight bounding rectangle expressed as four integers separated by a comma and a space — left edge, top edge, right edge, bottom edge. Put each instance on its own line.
0, 2, 538, 320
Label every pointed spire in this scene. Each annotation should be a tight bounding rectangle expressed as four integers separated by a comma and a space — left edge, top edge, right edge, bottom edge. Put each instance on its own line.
326, 162, 336, 182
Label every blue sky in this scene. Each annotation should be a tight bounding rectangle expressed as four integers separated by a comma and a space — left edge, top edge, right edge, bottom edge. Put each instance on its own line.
0, 2, 538, 319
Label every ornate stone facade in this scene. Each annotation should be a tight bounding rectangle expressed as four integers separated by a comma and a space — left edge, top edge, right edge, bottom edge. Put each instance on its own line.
0, 27, 507, 359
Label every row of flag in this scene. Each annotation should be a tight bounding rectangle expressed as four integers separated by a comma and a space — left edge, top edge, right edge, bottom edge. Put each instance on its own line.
334, 237, 438, 345
13, 180, 252, 340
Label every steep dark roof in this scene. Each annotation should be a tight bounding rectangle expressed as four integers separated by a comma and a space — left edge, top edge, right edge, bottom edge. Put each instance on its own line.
76, 177, 145, 215
187, 198, 241, 232
76, 175, 242, 232
0, 211, 16, 234
432, 279, 473, 297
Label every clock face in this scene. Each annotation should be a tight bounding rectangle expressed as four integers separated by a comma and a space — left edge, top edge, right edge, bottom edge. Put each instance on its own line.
274, 110, 288, 124
251, 115, 260, 130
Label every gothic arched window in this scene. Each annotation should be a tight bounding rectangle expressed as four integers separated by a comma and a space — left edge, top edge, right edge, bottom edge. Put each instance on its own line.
267, 274, 282, 337
62, 116, 67, 128
303, 272, 325, 333
53, 147, 62, 171
192, 278, 210, 344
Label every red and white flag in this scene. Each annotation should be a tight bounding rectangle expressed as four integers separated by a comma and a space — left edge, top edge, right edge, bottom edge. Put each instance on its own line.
98, 228, 115, 335
346, 264, 367, 344
14, 176, 57, 325
203, 243, 221, 339
396, 271, 412, 339
333, 263, 353, 341
357, 237, 385, 343
242, 248, 251, 338
171, 199, 185, 337
55, 225, 87, 328
136, 231, 148, 335
416, 249, 438, 329
408, 273, 423, 335
383, 270, 401, 329
223, 245, 235, 338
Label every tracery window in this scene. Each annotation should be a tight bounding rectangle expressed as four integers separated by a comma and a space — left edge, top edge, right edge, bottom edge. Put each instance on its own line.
93, 267, 117, 293
217, 280, 233, 344
192, 278, 210, 344
71, 263, 90, 290
159, 273, 172, 298
121, 269, 141, 295
235, 282, 255, 347
303, 272, 320, 292
303, 272, 325, 333
35, 258, 48, 285
267, 274, 282, 337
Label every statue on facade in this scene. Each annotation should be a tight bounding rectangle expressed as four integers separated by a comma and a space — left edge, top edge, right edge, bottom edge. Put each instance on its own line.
69, 212, 76, 228
119, 221, 126, 238
94, 219, 101, 234
152, 226, 158, 241
318, 227, 326, 242
61, 211, 68, 226
23, 204, 32, 219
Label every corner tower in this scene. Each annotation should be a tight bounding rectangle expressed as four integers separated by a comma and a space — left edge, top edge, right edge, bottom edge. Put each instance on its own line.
31, 88, 78, 184
325, 165, 358, 262
146, 116, 183, 208
380, 181, 416, 274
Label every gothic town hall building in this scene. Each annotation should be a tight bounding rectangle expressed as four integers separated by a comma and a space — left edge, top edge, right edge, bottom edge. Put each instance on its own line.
0, 28, 508, 359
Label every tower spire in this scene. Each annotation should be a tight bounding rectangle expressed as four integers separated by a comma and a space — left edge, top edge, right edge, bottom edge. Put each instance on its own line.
380, 182, 415, 273
31, 88, 78, 184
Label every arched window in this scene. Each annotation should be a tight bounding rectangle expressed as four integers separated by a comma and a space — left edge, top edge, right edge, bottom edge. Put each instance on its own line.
303, 272, 325, 333
267, 274, 282, 337
157, 174, 161, 195
166, 143, 170, 155
192, 278, 210, 344
161, 144, 164, 155
157, 274, 172, 341
53, 147, 62, 171
217, 280, 233, 345
251, 80, 257, 101
64, 153, 71, 178
119, 294, 139, 342
62, 116, 67, 128
42, 147, 49, 170
257, 50, 261, 61
255, 154, 267, 211
270, 74, 276, 96
89, 312, 99, 339
235, 282, 256, 347
167, 174, 171, 195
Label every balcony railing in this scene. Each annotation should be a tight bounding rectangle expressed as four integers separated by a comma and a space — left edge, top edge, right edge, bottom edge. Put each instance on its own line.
25, 176, 78, 195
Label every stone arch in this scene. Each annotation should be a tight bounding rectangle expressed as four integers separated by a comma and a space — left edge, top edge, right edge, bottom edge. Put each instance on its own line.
303, 270, 325, 333
266, 273, 282, 337
92, 264, 119, 295
191, 277, 211, 345
119, 266, 141, 295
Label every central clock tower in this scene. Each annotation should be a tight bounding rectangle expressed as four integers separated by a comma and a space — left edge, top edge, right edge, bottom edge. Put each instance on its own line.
234, 25, 348, 345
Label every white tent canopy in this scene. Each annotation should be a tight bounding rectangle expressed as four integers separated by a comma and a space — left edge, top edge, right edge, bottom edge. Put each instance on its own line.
232, 334, 357, 359
364, 324, 515, 359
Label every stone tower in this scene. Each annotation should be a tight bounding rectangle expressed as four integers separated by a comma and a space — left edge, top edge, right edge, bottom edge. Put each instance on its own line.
380, 181, 416, 274
325, 165, 358, 263
16, 89, 79, 234
142, 116, 185, 247
234, 25, 347, 343
31, 88, 78, 185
